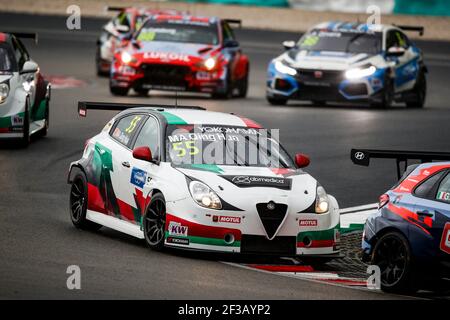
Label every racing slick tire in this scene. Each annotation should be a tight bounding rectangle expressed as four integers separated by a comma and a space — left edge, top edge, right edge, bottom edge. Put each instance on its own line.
267, 95, 288, 106
69, 172, 102, 231
371, 231, 417, 293
406, 71, 426, 108
20, 102, 31, 147
237, 68, 249, 98
371, 77, 393, 109
143, 193, 167, 251
110, 85, 129, 97
134, 87, 150, 97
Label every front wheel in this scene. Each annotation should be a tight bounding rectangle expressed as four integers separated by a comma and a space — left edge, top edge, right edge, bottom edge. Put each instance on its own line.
267, 95, 287, 106
143, 193, 166, 251
371, 78, 393, 108
406, 71, 426, 108
70, 172, 102, 231
110, 85, 129, 96
371, 231, 417, 293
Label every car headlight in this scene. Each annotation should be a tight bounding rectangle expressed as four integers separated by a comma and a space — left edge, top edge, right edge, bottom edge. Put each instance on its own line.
0, 83, 9, 103
204, 57, 217, 71
120, 51, 133, 64
315, 185, 329, 214
274, 60, 297, 76
345, 65, 376, 80
189, 181, 222, 210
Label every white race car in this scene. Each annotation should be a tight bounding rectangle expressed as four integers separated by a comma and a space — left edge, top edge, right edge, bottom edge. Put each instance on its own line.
0, 32, 51, 146
68, 102, 340, 258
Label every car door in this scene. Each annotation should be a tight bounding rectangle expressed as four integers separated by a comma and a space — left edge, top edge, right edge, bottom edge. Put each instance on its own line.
128, 115, 161, 224
107, 113, 146, 222
413, 170, 450, 259
385, 30, 418, 92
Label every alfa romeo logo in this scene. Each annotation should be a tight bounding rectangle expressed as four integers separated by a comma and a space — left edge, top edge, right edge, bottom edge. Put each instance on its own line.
354, 152, 365, 160
267, 201, 276, 210
232, 176, 251, 184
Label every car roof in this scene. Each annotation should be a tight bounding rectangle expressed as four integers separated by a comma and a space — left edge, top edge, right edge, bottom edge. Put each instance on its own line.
120, 108, 262, 128
312, 21, 390, 34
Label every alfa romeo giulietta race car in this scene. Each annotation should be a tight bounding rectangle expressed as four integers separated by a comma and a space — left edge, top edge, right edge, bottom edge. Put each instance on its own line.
352, 149, 450, 293
109, 14, 249, 98
68, 102, 340, 258
0, 32, 51, 146
267, 22, 427, 108
96, 6, 183, 76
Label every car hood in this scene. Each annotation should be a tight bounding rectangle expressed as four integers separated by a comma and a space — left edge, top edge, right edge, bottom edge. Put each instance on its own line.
175, 164, 318, 210
133, 41, 217, 64
284, 50, 371, 70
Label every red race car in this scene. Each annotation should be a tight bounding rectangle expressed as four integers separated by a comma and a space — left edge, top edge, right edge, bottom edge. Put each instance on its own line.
109, 14, 249, 99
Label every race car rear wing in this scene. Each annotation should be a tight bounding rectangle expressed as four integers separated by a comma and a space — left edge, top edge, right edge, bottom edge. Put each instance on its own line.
351, 148, 450, 179
395, 25, 424, 36
9, 32, 38, 44
107, 6, 126, 12
224, 19, 242, 28
78, 101, 206, 117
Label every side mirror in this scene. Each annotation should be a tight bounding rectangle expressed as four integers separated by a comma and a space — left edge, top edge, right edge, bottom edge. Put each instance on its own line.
282, 40, 296, 51
223, 39, 239, 48
386, 46, 406, 57
116, 25, 130, 34
295, 153, 310, 168
20, 61, 38, 74
132, 146, 153, 162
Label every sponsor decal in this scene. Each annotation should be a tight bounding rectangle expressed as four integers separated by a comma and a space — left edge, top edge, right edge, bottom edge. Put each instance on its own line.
168, 221, 188, 237
222, 175, 292, 190
130, 168, 147, 188
11, 115, 23, 126
440, 223, 450, 254
213, 215, 241, 224
167, 237, 189, 245
299, 219, 318, 227
143, 51, 190, 63
437, 191, 450, 201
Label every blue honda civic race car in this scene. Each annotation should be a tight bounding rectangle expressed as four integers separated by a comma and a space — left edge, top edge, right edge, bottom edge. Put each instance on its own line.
352, 149, 450, 293
266, 22, 427, 108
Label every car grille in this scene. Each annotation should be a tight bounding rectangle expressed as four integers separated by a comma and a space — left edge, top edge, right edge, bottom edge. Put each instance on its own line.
140, 64, 190, 89
240, 235, 296, 255
256, 202, 288, 239
342, 83, 368, 96
296, 69, 343, 85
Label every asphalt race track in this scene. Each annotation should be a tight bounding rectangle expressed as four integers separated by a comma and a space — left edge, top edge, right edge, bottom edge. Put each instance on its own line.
1, 13, 450, 299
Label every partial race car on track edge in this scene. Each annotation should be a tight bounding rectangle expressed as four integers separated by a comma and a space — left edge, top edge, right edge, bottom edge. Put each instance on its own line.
0, 32, 51, 146
352, 149, 450, 293
68, 101, 341, 259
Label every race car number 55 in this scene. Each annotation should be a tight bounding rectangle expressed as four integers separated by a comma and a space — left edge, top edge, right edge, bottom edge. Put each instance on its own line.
440, 222, 450, 254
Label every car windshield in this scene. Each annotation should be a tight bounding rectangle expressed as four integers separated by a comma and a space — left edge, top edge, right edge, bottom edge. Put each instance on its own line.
136, 20, 219, 45
166, 124, 296, 168
0, 46, 14, 72
297, 30, 381, 54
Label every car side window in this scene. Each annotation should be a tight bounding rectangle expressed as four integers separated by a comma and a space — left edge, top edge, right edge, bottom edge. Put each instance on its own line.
12, 38, 27, 69
114, 12, 131, 29
134, 117, 160, 160
111, 114, 144, 147
436, 173, 450, 203
222, 22, 235, 43
414, 171, 446, 199
386, 30, 409, 50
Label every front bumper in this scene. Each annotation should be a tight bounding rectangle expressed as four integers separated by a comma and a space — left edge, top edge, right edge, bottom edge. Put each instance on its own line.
164, 195, 341, 256
266, 62, 387, 103
111, 61, 228, 94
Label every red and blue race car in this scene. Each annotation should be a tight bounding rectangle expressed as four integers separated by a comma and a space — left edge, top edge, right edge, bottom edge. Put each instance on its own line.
352, 149, 450, 293
109, 14, 249, 99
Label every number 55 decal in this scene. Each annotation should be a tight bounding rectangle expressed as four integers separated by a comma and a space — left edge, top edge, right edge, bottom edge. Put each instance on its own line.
172, 141, 200, 157
440, 222, 450, 254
